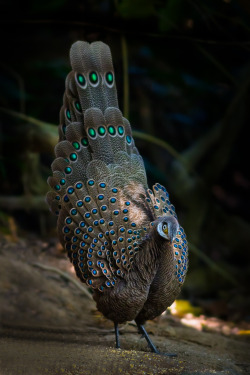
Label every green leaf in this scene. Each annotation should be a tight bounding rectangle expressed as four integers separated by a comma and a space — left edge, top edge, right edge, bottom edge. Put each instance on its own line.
159, 0, 184, 31
116, 0, 155, 19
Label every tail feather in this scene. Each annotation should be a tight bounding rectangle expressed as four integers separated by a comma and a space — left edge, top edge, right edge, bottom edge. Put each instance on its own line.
90, 41, 118, 109
65, 71, 83, 123
84, 107, 113, 164
69, 41, 118, 114
104, 108, 126, 156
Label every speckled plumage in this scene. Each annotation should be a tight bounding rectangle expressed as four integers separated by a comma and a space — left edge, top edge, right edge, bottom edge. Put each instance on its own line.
46, 41, 188, 352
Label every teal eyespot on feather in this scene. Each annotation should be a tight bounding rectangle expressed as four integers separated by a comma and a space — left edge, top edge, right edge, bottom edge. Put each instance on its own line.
126, 135, 132, 144
98, 126, 106, 136
88, 128, 96, 138
65, 167, 72, 174
118, 126, 124, 136
81, 137, 89, 146
89, 71, 98, 85
108, 126, 116, 136
72, 141, 80, 150
76, 73, 86, 87
66, 109, 71, 120
74, 101, 82, 112
70, 153, 77, 161
105, 72, 113, 85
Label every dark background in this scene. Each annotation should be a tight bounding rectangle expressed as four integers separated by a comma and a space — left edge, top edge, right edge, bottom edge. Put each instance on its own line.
0, 0, 250, 322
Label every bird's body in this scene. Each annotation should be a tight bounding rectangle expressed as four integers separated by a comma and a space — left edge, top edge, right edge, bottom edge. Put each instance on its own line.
47, 41, 188, 352
94, 219, 181, 325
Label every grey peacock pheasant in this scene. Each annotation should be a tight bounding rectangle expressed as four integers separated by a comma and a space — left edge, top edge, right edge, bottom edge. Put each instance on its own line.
46, 41, 188, 354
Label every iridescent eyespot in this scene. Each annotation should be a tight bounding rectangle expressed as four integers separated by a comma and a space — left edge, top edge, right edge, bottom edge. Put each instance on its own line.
118, 126, 124, 136
66, 109, 71, 120
76, 73, 87, 88
74, 101, 82, 112
81, 137, 89, 147
89, 71, 98, 85
126, 135, 132, 144
65, 167, 72, 174
88, 128, 96, 138
108, 126, 116, 136
105, 72, 114, 86
72, 141, 80, 150
70, 153, 77, 161
98, 126, 106, 136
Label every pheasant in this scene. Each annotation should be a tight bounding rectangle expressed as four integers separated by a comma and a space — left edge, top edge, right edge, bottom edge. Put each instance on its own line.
46, 41, 188, 354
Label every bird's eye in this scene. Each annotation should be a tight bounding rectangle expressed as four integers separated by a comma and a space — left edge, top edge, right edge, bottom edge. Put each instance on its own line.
162, 223, 168, 234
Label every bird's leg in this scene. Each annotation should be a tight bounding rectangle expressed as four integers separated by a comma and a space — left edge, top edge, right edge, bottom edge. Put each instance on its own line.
114, 322, 120, 349
137, 323, 177, 357
137, 324, 159, 353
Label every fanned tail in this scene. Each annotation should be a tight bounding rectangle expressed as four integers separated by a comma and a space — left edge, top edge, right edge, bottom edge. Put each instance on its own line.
47, 40, 148, 218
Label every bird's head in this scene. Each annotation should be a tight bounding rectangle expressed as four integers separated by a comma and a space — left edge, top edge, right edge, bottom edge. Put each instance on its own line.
155, 216, 179, 243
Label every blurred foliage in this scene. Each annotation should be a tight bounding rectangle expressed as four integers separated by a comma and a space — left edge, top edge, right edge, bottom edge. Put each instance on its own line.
169, 300, 203, 317
0, 0, 250, 320
117, 0, 156, 19
117, 0, 184, 31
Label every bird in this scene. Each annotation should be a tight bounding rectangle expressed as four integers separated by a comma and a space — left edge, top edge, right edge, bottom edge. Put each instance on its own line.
46, 40, 188, 355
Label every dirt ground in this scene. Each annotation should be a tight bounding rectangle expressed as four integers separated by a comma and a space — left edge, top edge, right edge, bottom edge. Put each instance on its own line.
0, 236, 249, 375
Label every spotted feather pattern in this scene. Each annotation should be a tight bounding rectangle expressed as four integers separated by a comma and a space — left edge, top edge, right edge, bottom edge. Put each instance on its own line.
145, 183, 188, 284
46, 41, 188, 292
